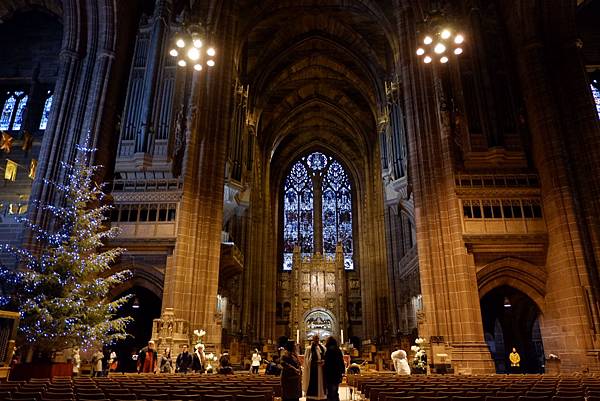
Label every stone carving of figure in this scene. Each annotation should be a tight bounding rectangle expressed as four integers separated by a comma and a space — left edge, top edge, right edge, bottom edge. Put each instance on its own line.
171, 106, 186, 177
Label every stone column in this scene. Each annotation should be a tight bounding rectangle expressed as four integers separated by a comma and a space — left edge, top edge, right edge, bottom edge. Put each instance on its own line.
161, 2, 236, 349
135, 0, 172, 156
394, 2, 493, 373
510, 33, 600, 371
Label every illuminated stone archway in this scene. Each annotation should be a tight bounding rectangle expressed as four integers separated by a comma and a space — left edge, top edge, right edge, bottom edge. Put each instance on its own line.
303, 308, 337, 341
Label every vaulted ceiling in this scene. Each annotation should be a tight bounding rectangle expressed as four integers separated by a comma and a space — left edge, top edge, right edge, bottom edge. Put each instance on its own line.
235, 0, 399, 163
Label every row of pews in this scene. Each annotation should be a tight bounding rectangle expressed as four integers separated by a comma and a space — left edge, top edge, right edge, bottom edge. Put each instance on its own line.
347, 373, 600, 401
0, 373, 282, 401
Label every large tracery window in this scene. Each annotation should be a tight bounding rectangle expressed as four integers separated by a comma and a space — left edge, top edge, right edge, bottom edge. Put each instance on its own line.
282, 152, 354, 271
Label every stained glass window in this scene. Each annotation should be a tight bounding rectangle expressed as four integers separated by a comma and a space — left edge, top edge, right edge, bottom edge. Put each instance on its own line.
0, 91, 27, 131
39, 94, 53, 130
0, 95, 16, 130
322, 160, 353, 269
591, 84, 600, 120
12, 95, 28, 131
282, 152, 354, 270
283, 162, 314, 270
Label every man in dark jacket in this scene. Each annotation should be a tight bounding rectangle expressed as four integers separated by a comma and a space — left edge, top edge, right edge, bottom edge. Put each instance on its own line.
176, 345, 193, 373
324, 337, 345, 401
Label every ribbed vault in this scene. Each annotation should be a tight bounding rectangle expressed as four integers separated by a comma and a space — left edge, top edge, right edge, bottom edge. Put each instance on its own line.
237, 0, 397, 164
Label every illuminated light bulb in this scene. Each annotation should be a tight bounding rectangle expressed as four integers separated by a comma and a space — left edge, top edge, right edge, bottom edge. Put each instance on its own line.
206, 59, 215, 67
424, 36, 433, 45
187, 48, 200, 61
178, 59, 187, 67
207, 47, 216, 57
441, 29, 452, 39
434, 43, 446, 54
194, 64, 202, 71
454, 47, 463, 55
440, 56, 449, 63
176, 39, 185, 48
416, 48, 425, 56
454, 34, 464, 44
423, 56, 432, 64
193, 39, 203, 48
169, 49, 178, 57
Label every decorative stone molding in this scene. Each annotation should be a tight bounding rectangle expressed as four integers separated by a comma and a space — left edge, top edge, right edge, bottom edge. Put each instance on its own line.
152, 307, 191, 355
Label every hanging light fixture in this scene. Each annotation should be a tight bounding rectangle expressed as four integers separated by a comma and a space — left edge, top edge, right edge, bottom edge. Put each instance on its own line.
416, 11, 465, 65
503, 297, 512, 308
169, 24, 217, 71
132, 297, 140, 309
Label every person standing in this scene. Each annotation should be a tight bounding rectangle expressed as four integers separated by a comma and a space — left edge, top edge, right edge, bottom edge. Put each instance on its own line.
251, 348, 262, 374
91, 349, 104, 377
108, 350, 118, 373
509, 347, 521, 373
303, 334, 326, 401
324, 337, 345, 401
176, 345, 193, 373
390, 349, 411, 375
160, 347, 173, 373
281, 341, 302, 401
137, 340, 158, 373
192, 344, 206, 373
72, 347, 81, 377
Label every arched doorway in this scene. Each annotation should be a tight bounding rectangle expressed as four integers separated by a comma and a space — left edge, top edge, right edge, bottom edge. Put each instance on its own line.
112, 286, 161, 372
480, 285, 544, 373
303, 308, 336, 340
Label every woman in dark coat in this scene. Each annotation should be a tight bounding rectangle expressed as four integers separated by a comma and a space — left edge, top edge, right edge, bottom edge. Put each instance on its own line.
323, 337, 345, 401
281, 341, 302, 401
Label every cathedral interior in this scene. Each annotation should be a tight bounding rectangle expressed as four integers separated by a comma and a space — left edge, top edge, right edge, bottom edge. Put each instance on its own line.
1, 0, 600, 374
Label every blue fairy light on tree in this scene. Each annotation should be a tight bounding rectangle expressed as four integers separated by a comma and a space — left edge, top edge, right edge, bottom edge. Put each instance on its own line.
0, 142, 132, 355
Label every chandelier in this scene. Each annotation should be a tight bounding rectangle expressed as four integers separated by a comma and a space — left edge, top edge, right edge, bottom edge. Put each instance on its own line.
416, 15, 465, 64
169, 24, 216, 71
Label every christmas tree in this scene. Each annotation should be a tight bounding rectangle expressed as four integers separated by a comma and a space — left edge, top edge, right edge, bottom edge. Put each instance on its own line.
0, 143, 132, 354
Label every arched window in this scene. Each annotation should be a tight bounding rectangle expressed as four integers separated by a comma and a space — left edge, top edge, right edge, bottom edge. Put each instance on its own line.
282, 151, 354, 270
283, 161, 314, 270
12, 95, 28, 131
591, 83, 600, 120
0, 95, 17, 130
39, 93, 53, 130
0, 91, 27, 131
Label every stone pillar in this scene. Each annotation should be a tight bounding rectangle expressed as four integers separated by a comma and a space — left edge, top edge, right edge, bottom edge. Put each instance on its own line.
30, 0, 119, 219
161, 2, 236, 350
510, 34, 600, 371
135, 0, 172, 156
394, 3, 494, 373
358, 145, 391, 341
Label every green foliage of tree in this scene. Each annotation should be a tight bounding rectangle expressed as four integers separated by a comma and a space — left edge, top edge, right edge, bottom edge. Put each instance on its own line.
0, 144, 132, 353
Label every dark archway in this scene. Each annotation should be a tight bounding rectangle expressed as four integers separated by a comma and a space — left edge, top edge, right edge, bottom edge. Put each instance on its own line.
111, 286, 161, 372
480, 285, 545, 373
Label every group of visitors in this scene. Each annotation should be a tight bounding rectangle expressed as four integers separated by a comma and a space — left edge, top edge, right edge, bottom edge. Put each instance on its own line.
135, 341, 240, 375
88, 348, 118, 377
281, 334, 345, 401
135, 341, 209, 374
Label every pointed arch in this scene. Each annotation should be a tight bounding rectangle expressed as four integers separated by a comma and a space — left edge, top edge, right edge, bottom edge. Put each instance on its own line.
282, 151, 355, 270
477, 257, 546, 312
